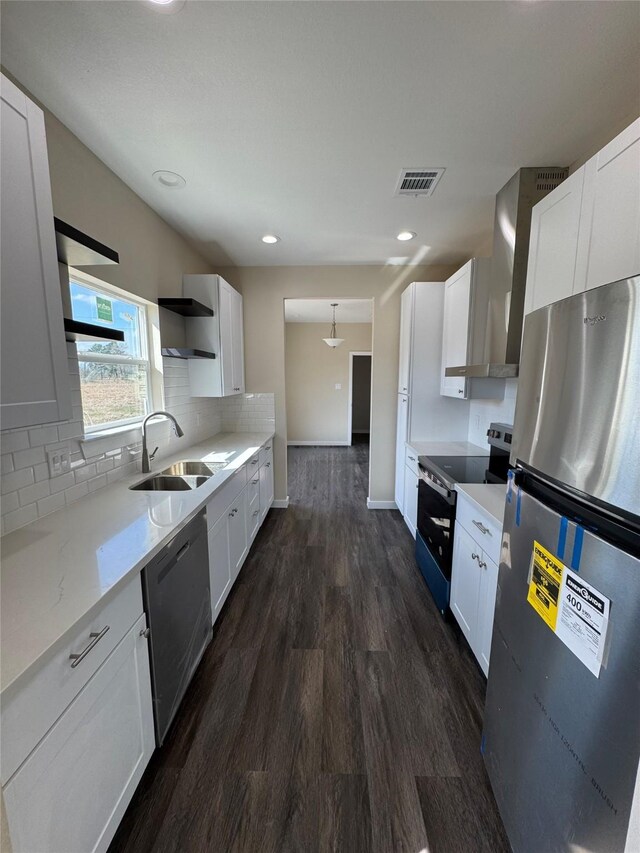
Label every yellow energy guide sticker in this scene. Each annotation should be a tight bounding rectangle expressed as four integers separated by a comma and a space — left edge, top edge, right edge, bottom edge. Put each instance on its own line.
527, 541, 564, 630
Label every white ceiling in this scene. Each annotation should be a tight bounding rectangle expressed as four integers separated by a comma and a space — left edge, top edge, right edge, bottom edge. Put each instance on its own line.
1, 1, 639, 268
285, 298, 372, 324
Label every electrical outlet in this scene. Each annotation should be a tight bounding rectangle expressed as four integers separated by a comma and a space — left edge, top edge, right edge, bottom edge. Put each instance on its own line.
47, 444, 71, 478
335, 383, 342, 390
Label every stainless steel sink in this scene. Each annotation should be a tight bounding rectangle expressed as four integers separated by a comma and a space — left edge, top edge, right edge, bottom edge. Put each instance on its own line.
160, 461, 226, 477
129, 475, 210, 492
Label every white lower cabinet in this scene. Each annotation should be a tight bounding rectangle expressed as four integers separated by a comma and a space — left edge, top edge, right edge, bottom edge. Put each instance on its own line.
450, 494, 502, 677
402, 465, 418, 539
3, 613, 154, 853
259, 458, 274, 522
228, 487, 248, 580
207, 511, 232, 620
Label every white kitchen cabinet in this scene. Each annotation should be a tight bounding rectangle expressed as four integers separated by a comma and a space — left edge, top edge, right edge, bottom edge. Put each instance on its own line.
525, 167, 586, 314
207, 511, 232, 621
451, 523, 483, 644
397, 286, 413, 394
402, 465, 419, 539
579, 118, 640, 292
0, 73, 71, 429
525, 119, 640, 316
183, 274, 245, 397
439, 259, 496, 399
394, 394, 409, 512
3, 613, 154, 853
450, 492, 502, 677
228, 487, 248, 580
259, 457, 274, 522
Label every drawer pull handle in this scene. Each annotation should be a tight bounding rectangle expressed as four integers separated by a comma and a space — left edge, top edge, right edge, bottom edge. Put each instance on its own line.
139, 627, 150, 639
229, 508, 238, 517
251, 459, 259, 465
252, 478, 259, 485
265, 462, 271, 468
69, 625, 110, 668
471, 552, 479, 562
253, 510, 259, 517
408, 456, 416, 461
473, 520, 490, 535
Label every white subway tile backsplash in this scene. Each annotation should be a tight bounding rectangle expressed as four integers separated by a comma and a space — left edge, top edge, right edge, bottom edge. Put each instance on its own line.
49, 472, 75, 494
1, 431, 29, 454
13, 446, 46, 470
1, 454, 14, 475
88, 474, 108, 493
3, 504, 38, 534
1, 467, 35, 495
65, 481, 89, 505
28, 426, 59, 447
1, 492, 20, 516
37, 492, 66, 518
18, 480, 50, 507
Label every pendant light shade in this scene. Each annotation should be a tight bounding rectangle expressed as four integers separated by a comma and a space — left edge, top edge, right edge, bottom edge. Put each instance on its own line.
323, 303, 344, 348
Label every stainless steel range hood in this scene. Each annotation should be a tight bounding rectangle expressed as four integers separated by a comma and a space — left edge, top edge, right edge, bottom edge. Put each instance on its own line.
446, 167, 568, 379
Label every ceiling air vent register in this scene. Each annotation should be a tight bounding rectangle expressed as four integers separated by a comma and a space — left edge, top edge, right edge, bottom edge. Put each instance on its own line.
395, 167, 445, 197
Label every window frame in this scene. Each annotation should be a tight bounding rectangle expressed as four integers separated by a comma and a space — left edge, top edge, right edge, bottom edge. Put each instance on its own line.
69, 270, 163, 438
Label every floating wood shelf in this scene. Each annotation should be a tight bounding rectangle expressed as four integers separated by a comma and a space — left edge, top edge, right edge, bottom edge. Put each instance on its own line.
54, 218, 119, 266
161, 348, 216, 360
64, 319, 125, 343
158, 298, 213, 317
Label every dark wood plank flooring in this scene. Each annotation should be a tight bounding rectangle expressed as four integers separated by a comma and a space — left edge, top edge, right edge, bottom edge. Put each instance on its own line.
109, 443, 509, 853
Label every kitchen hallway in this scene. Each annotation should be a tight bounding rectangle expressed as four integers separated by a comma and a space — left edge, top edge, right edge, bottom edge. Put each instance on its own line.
109, 444, 509, 853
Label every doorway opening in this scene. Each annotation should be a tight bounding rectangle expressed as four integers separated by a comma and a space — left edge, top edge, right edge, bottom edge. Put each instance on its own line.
348, 352, 372, 445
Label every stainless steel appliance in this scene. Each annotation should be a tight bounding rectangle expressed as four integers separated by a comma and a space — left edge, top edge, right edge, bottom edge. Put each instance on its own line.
415, 424, 513, 615
142, 509, 212, 745
483, 276, 640, 853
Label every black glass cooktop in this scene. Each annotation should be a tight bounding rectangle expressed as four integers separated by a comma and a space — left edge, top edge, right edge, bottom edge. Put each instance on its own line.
418, 454, 510, 488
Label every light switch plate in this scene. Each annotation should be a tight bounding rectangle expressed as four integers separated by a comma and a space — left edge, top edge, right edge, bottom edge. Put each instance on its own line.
47, 443, 71, 478
335, 383, 342, 390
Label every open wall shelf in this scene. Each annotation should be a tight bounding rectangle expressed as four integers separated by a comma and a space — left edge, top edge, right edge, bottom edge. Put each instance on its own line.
54, 218, 119, 266
64, 319, 125, 343
161, 348, 216, 360
158, 298, 213, 317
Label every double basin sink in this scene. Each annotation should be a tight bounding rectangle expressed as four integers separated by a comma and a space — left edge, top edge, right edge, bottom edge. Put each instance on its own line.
130, 460, 227, 492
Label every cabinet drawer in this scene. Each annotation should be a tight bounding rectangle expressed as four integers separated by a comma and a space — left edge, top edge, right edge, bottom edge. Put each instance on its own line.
247, 451, 261, 474
247, 470, 260, 507
1, 574, 143, 784
259, 443, 273, 468
405, 446, 419, 476
206, 467, 246, 529
455, 492, 503, 566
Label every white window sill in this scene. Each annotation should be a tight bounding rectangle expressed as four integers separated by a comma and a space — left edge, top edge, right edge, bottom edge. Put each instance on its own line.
80, 422, 143, 459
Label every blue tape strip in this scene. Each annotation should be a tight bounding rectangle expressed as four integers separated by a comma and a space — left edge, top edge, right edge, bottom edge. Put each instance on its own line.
557, 517, 568, 561
515, 487, 522, 527
571, 526, 584, 571
506, 470, 514, 504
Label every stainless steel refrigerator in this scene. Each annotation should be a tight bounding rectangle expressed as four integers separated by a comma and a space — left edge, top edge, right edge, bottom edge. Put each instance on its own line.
483, 276, 640, 853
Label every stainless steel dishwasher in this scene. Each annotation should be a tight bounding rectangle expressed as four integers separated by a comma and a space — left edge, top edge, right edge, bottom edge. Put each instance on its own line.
142, 509, 212, 745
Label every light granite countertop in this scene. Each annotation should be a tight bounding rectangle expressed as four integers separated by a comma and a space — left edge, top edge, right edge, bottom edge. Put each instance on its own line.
455, 482, 508, 525
0, 431, 274, 698
406, 440, 489, 457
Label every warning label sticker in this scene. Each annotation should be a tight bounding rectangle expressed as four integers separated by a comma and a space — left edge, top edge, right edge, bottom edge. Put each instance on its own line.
556, 568, 610, 678
527, 540, 610, 678
527, 541, 563, 630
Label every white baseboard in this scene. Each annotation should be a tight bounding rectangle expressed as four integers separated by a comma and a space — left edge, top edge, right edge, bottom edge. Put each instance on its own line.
272, 497, 290, 509
287, 440, 350, 446
366, 499, 399, 510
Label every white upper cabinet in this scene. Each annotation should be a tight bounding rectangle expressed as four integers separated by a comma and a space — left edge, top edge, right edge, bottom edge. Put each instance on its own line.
441, 262, 473, 399
526, 118, 640, 315
525, 167, 585, 313
1, 73, 71, 429
183, 274, 246, 397
579, 118, 640, 292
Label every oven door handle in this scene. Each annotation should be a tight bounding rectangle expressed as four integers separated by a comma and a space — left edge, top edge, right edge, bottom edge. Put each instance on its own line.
419, 470, 453, 502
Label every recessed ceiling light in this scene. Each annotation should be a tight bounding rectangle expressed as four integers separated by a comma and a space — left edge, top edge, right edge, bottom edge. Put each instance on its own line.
153, 170, 186, 189
261, 234, 280, 244
397, 231, 416, 241
146, 0, 185, 14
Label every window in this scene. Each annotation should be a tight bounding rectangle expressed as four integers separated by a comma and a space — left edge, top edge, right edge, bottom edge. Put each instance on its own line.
70, 279, 153, 433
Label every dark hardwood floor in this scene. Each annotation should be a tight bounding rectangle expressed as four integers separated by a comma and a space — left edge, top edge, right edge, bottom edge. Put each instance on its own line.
110, 443, 509, 853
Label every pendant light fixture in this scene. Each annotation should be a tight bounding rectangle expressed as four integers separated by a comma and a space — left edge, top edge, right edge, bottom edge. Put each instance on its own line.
323, 303, 344, 348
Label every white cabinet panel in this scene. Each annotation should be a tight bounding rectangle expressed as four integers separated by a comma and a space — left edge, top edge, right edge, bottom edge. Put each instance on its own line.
0, 73, 71, 429
451, 523, 482, 645
218, 279, 235, 396
477, 553, 499, 677
402, 465, 418, 539
230, 286, 245, 394
581, 119, 640, 292
394, 394, 409, 512
525, 167, 585, 314
228, 488, 248, 579
441, 263, 471, 398
398, 286, 413, 393
3, 614, 154, 853
207, 511, 232, 621
259, 458, 274, 522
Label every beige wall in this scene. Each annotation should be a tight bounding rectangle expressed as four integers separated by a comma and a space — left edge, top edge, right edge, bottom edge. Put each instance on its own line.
3, 70, 215, 347
220, 264, 456, 504
285, 323, 372, 444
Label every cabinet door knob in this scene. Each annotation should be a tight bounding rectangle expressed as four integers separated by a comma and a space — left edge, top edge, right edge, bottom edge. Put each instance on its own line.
479, 560, 487, 569
265, 462, 270, 467
471, 552, 479, 562
458, 389, 464, 395
139, 627, 150, 639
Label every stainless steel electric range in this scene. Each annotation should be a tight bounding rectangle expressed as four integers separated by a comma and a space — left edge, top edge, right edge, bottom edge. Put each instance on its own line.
415, 422, 512, 615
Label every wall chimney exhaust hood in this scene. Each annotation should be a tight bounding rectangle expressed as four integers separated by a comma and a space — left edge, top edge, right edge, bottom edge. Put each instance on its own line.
445, 167, 568, 380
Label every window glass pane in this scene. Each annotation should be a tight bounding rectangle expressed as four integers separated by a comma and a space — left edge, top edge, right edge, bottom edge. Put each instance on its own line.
70, 282, 145, 359
79, 361, 149, 429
